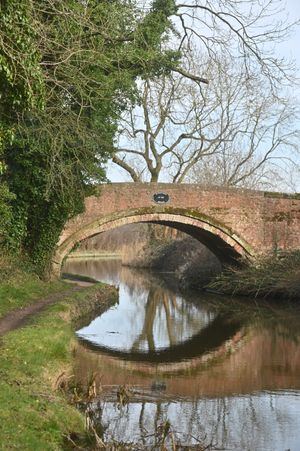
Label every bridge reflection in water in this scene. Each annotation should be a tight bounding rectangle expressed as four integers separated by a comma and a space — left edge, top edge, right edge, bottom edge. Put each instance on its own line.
63, 258, 300, 450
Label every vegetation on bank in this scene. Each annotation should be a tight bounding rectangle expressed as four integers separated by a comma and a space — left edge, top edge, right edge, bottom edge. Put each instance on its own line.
0, 255, 68, 318
0, 0, 179, 277
0, 276, 117, 450
207, 252, 300, 301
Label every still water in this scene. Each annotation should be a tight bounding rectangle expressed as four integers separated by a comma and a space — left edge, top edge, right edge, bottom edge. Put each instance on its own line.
63, 258, 300, 450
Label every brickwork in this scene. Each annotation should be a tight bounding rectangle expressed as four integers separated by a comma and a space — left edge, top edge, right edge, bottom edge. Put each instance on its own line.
53, 183, 300, 274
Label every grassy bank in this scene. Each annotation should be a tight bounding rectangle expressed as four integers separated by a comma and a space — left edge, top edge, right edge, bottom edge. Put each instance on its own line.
0, 273, 68, 319
0, 275, 117, 450
208, 251, 300, 300
0, 255, 69, 318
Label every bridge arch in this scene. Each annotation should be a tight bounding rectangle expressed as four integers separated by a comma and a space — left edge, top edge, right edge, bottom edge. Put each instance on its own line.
53, 206, 253, 275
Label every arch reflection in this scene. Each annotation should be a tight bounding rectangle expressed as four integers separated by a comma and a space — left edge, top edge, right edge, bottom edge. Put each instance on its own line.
70, 259, 242, 363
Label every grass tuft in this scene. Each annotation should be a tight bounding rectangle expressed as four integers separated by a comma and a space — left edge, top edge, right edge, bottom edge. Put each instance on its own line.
207, 251, 300, 300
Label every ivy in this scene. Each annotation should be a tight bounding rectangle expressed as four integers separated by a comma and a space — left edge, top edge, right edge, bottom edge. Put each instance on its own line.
0, 1, 45, 250
0, 182, 14, 245
0, 0, 44, 114
5, 144, 88, 276
1, 0, 180, 277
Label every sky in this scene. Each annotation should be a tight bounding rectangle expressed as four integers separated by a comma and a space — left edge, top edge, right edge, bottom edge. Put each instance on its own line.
106, 0, 300, 187
282, 0, 300, 65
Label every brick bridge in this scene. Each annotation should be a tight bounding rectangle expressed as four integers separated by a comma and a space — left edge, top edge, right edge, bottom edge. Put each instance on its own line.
53, 183, 300, 274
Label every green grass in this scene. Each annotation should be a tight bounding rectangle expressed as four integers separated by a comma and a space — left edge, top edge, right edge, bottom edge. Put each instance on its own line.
0, 272, 68, 318
0, 279, 117, 450
0, 254, 69, 318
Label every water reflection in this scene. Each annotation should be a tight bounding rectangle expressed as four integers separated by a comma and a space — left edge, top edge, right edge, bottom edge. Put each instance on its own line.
90, 392, 300, 450
63, 258, 300, 450
65, 259, 241, 361
77, 284, 218, 356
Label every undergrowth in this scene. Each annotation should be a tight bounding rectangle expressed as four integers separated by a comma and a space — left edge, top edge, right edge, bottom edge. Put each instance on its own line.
208, 251, 300, 300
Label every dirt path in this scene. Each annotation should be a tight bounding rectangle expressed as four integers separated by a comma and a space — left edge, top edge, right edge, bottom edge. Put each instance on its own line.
0, 286, 83, 336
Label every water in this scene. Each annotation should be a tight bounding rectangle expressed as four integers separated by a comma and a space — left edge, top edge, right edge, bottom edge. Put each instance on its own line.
63, 258, 300, 450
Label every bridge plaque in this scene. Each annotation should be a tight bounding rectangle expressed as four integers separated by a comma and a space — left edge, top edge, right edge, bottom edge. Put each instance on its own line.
153, 192, 170, 203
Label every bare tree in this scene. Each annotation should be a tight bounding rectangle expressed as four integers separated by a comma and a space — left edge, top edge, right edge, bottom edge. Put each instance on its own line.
111, 53, 299, 187
186, 147, 299, 190
173, 0, 298, 89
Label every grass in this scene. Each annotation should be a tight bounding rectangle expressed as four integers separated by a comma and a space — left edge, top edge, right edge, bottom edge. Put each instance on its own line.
208, 251, 300, 300
0, 254, 69, 318
0, 260, 118, 450
0, 274, 68, 318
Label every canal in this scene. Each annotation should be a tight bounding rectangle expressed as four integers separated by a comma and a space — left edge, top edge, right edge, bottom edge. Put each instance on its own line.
63, 257, 300, 450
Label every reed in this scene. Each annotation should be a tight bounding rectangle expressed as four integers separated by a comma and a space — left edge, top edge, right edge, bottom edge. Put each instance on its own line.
208, 251, 300, 300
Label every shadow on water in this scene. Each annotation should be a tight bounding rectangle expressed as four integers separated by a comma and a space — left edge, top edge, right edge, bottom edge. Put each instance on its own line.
63, 257, 300, 450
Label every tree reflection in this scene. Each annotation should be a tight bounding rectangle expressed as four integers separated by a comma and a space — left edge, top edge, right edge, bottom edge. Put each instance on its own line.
131, 286, 212, 352
91, 392, 300, 449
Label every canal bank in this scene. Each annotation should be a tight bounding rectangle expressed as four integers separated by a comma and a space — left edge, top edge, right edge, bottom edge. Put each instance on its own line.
0, 271, 117, 450
207, 251, 300, 301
